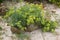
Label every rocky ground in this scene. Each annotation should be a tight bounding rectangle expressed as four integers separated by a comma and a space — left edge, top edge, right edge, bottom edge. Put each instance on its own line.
0, 1, 60, 40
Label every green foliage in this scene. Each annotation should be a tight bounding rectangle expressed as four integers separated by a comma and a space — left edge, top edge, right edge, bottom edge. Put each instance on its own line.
0, 26, 2, 30
48, 0, 60, 7
24, 0, 35, 2
0, 0, 3, 3
4, 3, 57, 32
19, 0, 24, 2
42, 20, 57, 32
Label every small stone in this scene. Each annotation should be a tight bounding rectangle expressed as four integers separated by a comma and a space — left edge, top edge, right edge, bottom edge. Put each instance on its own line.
27, 24, 38, 32
51, 10, 56, 13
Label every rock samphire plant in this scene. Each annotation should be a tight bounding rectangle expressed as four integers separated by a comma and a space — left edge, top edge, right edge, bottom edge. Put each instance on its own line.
4, 3, 57, 32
